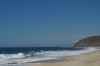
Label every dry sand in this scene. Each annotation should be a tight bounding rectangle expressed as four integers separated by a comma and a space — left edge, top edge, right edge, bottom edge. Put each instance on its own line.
24, 50, 100, 66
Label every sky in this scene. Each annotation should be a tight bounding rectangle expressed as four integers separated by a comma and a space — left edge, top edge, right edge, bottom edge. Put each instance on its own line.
0, 0, 100, 47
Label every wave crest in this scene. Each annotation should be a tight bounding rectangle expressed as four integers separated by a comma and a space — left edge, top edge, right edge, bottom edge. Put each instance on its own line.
0, 53, 25, 59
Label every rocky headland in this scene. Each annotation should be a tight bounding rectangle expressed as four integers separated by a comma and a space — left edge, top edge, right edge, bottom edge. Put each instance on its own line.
74, 35, 100, 47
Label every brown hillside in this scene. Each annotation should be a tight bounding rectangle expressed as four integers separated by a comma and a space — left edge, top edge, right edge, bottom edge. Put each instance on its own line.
74, 35, 100, 47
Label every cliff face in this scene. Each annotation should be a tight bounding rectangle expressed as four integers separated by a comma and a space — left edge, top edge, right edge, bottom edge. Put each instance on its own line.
74, 35, 100, 47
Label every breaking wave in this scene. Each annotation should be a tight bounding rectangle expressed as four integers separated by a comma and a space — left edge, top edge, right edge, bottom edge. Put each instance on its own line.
0, 47, 99, 65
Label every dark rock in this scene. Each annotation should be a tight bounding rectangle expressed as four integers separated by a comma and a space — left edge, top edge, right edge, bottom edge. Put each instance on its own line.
8, 62, 18, 64
74, 35, 100, 47
29, 51, 34, 56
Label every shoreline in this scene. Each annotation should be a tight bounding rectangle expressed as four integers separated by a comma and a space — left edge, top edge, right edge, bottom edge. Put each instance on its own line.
1, 47, 99, 66
24, 50, 100, 66
26, 48, 99, 63
27, 58, 65, 63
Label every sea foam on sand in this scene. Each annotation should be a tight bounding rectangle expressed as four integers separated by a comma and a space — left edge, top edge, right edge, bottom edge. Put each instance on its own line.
0, 47, 99, 65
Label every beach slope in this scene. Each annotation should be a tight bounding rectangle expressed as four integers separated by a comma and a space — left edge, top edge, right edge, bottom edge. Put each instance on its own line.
27, 51, 100, 66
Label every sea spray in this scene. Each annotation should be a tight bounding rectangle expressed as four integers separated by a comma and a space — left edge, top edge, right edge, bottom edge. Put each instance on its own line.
0, 47, 99, 65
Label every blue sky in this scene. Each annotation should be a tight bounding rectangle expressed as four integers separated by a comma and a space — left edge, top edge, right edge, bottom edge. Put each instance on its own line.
0, 0, 100, 47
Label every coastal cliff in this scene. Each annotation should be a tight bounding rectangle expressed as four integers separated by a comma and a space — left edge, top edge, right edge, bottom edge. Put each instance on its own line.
74, 35, 100, 47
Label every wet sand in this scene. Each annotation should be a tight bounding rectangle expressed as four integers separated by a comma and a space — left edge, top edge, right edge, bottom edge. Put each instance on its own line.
25, 50, 100, 66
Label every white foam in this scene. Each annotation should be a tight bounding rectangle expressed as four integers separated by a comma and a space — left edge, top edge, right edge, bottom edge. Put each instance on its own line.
0, 53, 25, 59
0, 47, 99, 65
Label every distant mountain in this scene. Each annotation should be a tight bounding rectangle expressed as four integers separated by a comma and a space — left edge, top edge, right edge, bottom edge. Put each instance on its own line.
74, 35, 100, 47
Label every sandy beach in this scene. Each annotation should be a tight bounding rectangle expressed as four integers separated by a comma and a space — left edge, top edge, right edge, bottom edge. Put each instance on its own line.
25, 50, 100, 66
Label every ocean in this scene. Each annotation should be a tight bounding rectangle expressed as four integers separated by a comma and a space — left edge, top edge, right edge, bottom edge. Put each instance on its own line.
0, 47, 98, 66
